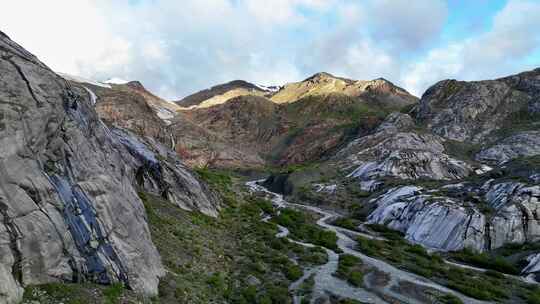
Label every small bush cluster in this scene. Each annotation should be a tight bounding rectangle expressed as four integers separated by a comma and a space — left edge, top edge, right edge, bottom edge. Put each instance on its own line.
274, 208, 338, 251
450, 248, 520, 275
332, 217, 360, 231
355, 232, 520, 301
334, 254, 364, 287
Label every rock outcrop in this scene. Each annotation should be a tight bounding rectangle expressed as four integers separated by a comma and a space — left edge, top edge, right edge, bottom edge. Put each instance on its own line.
270, 72, 418, 107
475, 131, 540, 165
417, 68, 540, 143
324, 69, 540, 255
366, 175, 540, 252
335, 113, 472, 187
64, 77, 180, 144
0, 31, 218, 303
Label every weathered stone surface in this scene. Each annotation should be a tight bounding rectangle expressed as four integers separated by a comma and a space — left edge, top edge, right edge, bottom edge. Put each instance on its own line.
0, 31, 219, 303
336, 113, 472, 183
475, 131, 540, 165
366, 181, 540, 252
374, 112, 415, 133
417, 68, 540, 143
367, 186, 486, 252
523, 253, 540, 281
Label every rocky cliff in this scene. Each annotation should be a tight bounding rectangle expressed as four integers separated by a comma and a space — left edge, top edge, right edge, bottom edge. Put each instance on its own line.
333, 69, 540, 257
262, 69, 540, 263
417, 68, 540, 144
0, 31, 219, 304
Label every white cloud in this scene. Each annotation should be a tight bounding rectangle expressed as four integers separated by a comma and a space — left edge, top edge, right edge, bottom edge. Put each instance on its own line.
367, 0, 448, 51
463, 0, 540, 68
403, 44, 465, 97
0, 0, 538, 100
0, 0, 112, 74
402, 0, 540, 97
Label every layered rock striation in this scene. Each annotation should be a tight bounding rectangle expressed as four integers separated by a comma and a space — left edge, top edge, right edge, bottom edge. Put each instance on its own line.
0, 31, 218, 303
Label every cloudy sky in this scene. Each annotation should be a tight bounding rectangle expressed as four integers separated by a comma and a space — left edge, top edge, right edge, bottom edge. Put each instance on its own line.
1, 0, 539, 99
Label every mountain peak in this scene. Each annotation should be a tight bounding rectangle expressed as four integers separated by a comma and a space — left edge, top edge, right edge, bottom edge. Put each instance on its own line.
302, 72, 347, 84
306, 72, 335, 79
105, 77, 130, 85
126, 80, 145, 90
271, 71, 418, 105
176, 79, 272, 108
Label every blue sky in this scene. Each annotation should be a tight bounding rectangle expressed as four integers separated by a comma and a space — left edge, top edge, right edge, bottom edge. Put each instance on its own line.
1, 0, 539, 99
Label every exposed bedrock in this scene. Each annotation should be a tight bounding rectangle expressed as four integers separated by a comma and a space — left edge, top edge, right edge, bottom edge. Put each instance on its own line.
336, 113, 473, 190
416, 68, 540, 143
0, 31, 218, 303
475, 131, 540, 165
367, 179, 540, 253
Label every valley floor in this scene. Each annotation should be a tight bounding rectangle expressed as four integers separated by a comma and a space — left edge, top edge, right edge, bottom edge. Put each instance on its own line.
245, 179, 540, 304
21, 169, 540, 304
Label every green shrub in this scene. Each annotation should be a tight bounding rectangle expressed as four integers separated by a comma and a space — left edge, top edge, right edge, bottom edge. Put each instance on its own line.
103, 283, 124, 304
406, 244, 430, 258
207, 272, 227, 292
284, 264, 303, 281
332, 217, 359, 231
264, 285, 290, 304
528, 287, 540, 304
438, 294, 464, 304
366, 224, 404, 240
241, 286, 257, 303
194, 167, 233, 192
356, 237, 384, 257
451, 248, 519, 275
335, 254, 364, 287
298, 246, 328, 265
274, 208, 338, 250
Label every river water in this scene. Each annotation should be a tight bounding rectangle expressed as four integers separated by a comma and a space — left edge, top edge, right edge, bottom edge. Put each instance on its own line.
246, 180, 491, 304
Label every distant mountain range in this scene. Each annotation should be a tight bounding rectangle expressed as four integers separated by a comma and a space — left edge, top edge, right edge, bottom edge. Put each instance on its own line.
1, 29, 539, 304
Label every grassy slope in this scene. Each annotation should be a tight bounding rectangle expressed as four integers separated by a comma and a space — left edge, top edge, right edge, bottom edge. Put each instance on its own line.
23, 169, 328, 304
355, 227, 540, 303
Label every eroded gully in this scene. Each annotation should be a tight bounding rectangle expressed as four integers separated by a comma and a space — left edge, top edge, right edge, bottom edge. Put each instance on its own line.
246, 180, 491, 304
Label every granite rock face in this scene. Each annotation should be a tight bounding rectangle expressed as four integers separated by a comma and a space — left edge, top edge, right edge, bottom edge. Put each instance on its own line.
367, 186, 486, 252
335, 69, 540, 255
336, 113, 472, 185
475, 131, 540, 165
366, 178, 540, 252
0, 31, 218, 303
417, 68, 540, 143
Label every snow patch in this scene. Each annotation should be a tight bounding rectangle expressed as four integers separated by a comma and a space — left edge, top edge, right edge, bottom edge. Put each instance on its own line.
58, 72, 111, 88
105, 77, 130, 85
255, 84, 282, 93
474, 165, 493, 175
